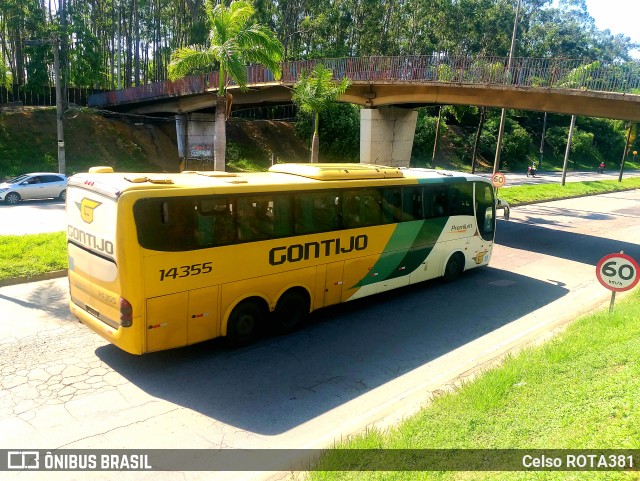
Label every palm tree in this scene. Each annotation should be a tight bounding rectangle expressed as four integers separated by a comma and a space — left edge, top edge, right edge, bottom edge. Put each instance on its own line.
291, 64, 350, 163
168, 0, 283, 171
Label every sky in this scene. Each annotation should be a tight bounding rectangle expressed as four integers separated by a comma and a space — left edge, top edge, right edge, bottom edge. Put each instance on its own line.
560, 0, 640, 58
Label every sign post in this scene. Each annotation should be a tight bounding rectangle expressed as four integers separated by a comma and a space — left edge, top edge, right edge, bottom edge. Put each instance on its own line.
596, 252, 640, 313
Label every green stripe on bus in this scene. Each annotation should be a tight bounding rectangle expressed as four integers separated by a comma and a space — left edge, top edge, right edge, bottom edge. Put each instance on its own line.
352, 217, 448, 288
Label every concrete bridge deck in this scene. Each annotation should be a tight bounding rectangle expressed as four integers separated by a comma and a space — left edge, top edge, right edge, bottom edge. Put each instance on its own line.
89, 55, 640, 121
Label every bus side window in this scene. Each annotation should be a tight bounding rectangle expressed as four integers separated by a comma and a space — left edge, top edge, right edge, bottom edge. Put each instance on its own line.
294, 194, 314, 234
195, 198, 235, 246
255, 199, 273, 237
449, 183, 473, 216
272, 196, 293, 237
381, 188, 402, 223
165, 199, 197, 250
425, 186, 448, 218
360, 189, 382, 226
237, 198, 256, 241
237, 197, 269, 242
314, 192, 339, 232
402, 187, 423, 221
342, 191, 361, 228
295, 192, 338, 234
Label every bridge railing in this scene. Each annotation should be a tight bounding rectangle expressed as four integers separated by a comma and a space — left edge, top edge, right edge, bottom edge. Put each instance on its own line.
88, 55, 640, 108
283, 56, 640, 92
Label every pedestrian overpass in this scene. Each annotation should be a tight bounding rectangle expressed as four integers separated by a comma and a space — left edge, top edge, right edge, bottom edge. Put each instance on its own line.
88, 55, 640, 168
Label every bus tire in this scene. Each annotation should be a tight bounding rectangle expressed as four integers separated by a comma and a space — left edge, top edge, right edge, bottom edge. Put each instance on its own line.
225, 300, 264, 347
273, 289, 310, 334
443, 252, 465, 283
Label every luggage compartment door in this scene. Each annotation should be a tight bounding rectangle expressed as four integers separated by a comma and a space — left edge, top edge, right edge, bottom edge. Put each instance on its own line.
188, 285, 220, 344
146, 292, 188, 352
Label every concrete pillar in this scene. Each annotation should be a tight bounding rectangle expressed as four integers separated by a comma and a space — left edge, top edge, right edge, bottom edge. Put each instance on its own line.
174, 112, 216, 170
175, 114, 188, 171
360, 108, 418, 167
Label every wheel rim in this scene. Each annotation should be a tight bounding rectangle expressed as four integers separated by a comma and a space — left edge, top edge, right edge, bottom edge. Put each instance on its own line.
235, 313, 255, 337
227, 302, 262, 346
6, 193, 19, 204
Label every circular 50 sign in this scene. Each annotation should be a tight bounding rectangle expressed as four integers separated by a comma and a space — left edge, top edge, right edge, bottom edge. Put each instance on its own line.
596, 253, 640, 292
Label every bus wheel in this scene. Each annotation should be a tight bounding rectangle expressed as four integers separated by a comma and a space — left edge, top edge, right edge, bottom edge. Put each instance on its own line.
226, 300, 264, 347
443, 252, 464, 283
273, 290, 310, 334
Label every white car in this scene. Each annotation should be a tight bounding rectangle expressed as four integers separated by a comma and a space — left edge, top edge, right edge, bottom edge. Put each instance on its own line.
0, 173, 68, 205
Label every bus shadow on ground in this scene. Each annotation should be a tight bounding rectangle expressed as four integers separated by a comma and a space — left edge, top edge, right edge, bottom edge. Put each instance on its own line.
96, 267, 566, 436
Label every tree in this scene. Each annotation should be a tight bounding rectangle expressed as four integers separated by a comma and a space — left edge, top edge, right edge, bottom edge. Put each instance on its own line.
291, 64, 350, 163
168, 0, 283, 171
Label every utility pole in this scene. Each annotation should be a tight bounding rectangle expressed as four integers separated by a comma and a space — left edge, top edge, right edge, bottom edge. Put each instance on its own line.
619, 124, 633, 182
561, 115, 576, 186
493, 0, 521, 174
539, 112, 547, 168
25, 34, 66, 175
52, 35, 66, 175
432, 106, 442, 168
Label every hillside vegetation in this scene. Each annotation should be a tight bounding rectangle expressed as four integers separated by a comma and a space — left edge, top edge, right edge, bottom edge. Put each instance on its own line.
2, 106, 638, 179
0, 107, 310, 178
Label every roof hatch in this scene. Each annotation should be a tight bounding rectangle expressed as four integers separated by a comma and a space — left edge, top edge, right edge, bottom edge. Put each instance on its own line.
268, 163, 404, 180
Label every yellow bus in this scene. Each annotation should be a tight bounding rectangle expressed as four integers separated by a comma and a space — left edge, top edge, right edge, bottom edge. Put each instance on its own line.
66, 163, 507, 354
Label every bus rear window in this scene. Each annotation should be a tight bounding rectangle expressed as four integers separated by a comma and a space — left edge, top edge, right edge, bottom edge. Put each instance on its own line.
134, 198, 198, 251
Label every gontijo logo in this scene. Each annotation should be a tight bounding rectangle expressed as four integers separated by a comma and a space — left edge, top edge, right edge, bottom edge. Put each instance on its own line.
76, 198, 102, 224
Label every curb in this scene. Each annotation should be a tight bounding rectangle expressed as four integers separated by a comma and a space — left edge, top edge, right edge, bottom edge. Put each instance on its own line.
0, 270, 67, 288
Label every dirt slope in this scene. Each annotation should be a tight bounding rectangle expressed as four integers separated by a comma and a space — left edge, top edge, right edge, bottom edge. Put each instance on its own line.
0, 107, 309, 176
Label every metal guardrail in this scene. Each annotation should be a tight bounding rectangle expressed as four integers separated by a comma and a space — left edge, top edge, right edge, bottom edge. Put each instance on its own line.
0, 86, 104, 107
87, 55, 640, 108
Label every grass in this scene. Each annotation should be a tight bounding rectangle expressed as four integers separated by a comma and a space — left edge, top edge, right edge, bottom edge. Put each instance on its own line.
308, 288, 640, 480
0, 232, 67, 280
497, 177, 640, 206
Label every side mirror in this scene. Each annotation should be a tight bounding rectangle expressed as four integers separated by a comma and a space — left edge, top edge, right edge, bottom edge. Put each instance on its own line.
496, 198, 510, 220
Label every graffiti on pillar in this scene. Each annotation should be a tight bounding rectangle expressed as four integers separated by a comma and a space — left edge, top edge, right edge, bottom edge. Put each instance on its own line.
190, 145, 213, 158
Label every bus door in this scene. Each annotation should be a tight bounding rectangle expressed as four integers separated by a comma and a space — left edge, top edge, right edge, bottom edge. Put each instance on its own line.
323, 261, 344, 306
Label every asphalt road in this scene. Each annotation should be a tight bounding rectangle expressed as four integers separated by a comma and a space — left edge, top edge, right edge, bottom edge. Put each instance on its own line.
0, 198, 65, 235
1, 189, 639, 481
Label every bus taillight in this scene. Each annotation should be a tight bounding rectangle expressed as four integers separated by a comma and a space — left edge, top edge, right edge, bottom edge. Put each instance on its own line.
120, 297, 133, 327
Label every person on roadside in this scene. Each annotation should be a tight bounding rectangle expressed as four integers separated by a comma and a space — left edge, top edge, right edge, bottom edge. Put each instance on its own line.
598, 162, 605, 174
527, 162, 537, 178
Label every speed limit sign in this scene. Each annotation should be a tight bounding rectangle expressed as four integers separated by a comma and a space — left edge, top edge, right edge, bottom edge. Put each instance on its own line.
491, 172, 506, 188
596, 253, 640, 292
